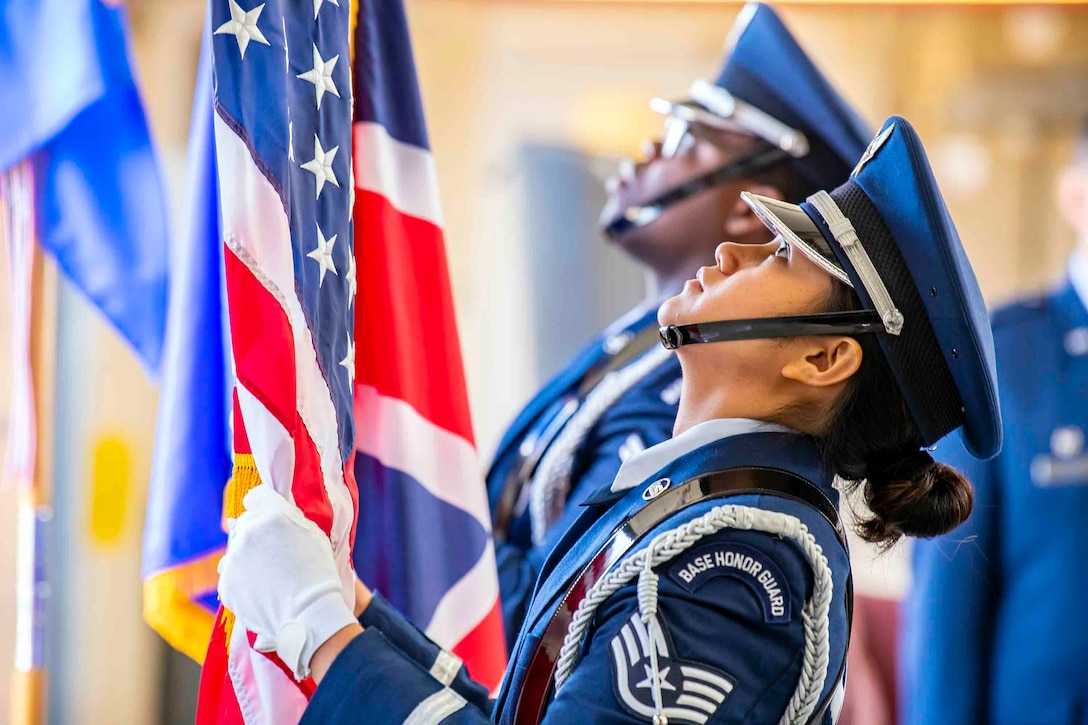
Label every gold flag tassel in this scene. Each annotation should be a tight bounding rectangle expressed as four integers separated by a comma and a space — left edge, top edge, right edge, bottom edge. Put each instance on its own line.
220, 452, 263, 651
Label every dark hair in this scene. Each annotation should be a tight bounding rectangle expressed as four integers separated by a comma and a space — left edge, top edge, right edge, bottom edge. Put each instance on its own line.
816, 279, 973, 547
751, 159, 820, 205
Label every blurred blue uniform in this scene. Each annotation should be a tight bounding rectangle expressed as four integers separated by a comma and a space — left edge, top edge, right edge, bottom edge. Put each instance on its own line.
488, 305, 681, 646
903, 256, 1088, 725
487, 0, 871, 648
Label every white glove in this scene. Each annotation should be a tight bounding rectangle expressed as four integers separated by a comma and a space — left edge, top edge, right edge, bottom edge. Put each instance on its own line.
218, 485, 357, 680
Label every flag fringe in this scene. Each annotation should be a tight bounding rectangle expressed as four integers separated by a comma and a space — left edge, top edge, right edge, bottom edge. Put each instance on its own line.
221, 452, 263, 651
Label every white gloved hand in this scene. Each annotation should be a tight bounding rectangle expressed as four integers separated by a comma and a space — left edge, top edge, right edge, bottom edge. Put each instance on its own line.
218, 485, 357, 681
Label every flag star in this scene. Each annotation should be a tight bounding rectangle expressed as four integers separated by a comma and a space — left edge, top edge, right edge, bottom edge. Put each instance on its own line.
307, 225, 338, 285
340, 336, 355, 378
345, 254, 357, 302
635, 666, 675, 692
300, 135, 339, 199
313, 0, 339, 18
297, 45, 340, 109
214, 0, 270, 60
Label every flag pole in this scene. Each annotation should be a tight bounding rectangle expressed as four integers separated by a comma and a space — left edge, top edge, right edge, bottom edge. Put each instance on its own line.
4, 162, 57, 725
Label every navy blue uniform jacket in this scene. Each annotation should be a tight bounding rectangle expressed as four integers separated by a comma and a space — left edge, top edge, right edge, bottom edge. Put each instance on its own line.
303, 427, 851, 724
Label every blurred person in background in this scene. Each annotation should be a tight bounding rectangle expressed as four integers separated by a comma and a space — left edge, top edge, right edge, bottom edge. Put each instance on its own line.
489, 1, 871, 647
902, 118, 1088, 724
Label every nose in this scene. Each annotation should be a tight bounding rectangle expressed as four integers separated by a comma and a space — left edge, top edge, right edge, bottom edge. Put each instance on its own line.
714, 240, 777, 274
641, 139, 664, 162
632, 139, 664, 177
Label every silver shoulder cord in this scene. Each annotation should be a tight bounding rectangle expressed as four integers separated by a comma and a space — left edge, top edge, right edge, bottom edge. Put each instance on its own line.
528, 345, 675, 547
553, 504, 835, 725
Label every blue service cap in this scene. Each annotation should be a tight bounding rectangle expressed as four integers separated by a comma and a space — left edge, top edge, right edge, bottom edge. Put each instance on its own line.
654, 3, 871, 197
742, 116, 1002, 460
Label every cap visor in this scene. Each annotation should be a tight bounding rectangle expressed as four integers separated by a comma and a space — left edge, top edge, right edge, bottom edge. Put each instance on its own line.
650, 97, 752, 137
740, 192, 852, 286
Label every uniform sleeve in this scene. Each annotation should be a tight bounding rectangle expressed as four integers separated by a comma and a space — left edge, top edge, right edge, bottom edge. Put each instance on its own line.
542, 526, 819, 724
301, 628, 493, 725
901, 430, 999, 725
357, 592, 492, 710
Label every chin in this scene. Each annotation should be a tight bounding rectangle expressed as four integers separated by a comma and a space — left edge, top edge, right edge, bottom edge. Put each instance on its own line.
657, 292, 692, 327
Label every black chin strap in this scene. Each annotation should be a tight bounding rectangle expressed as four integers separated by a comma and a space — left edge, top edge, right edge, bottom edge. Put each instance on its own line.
603, 145, 790, 238
659, 310, 886, 349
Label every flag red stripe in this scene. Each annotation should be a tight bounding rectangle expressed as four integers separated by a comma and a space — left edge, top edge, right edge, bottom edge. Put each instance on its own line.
290, 417, 334, 538
353, 190, 475, 445
450, 599, 507, 692
224, 248, 296, 431
343, 449, 359, 558
197, 609, 245, 725
231, 391, 251, 455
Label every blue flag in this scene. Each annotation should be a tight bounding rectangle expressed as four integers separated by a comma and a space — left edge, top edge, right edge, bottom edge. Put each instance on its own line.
0, 0, 169, 370
141, 29, 232, 662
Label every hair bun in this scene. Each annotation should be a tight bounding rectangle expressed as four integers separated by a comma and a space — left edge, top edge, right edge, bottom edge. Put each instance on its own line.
858, 449, 973, 546
867, 449, 934, 484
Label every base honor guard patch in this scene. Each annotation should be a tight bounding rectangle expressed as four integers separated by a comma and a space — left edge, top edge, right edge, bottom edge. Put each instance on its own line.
667, 542, 791, 624
610, 612, 735, 724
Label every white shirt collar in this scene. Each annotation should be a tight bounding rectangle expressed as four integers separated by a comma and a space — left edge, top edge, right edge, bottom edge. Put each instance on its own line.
609, 418, 795, 493
1070, 248, 1088, 314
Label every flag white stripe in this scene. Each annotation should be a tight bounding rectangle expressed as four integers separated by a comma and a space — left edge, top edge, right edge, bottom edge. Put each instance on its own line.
227, 621, 308, 725
353, 121, 444, 227
425, 539, 500, 649
236, 381, 296, 500
353, 384, 492, 531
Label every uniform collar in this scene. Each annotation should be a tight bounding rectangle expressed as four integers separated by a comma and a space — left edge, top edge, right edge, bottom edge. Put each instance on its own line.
1069, 248, 1088, 317
609, 417, 794, 493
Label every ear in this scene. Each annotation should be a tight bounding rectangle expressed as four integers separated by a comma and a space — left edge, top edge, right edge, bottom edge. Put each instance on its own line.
780, 336, 863, 389
724, 183, 785, 240
1058, 167, 1087, 235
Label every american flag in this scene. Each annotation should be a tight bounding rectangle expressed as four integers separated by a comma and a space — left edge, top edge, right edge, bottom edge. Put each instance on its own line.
197, 0, 505, 719
198, 0, 359, 720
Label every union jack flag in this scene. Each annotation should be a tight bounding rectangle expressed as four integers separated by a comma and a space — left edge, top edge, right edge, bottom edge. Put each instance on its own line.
350, 0, 506, 692
196, 0, 504, 719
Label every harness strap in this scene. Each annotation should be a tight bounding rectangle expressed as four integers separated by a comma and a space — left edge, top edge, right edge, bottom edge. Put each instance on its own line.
511, 466, 852, 725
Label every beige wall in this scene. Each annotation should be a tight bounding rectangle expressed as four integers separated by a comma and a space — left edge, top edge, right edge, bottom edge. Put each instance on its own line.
0, 2, 1085, 718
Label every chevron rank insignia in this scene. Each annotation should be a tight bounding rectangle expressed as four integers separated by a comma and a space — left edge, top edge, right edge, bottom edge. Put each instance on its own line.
610, 612, 735, 724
